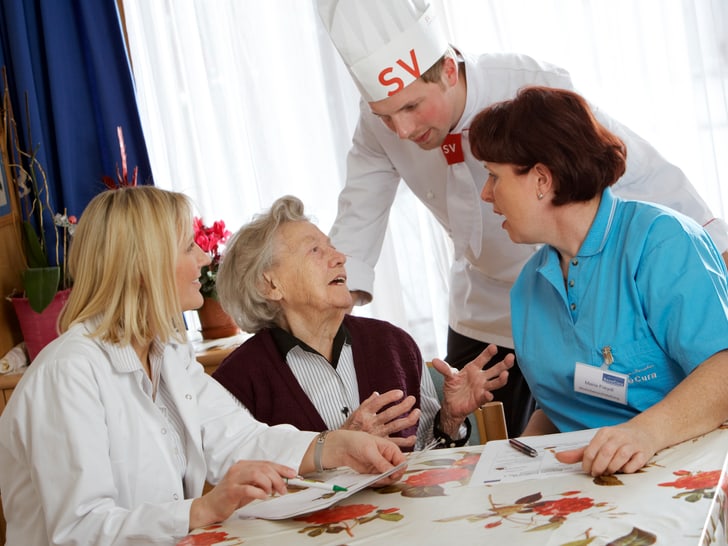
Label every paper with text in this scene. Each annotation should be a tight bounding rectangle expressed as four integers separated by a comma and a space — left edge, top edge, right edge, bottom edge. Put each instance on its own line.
470, 428, 599, 485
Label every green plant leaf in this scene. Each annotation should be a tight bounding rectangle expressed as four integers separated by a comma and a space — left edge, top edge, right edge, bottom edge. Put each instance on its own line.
22, 267, 60, 313
22, 220, 50, 268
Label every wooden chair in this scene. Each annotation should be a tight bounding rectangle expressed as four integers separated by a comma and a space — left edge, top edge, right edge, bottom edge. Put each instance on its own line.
472, 401, 508, 444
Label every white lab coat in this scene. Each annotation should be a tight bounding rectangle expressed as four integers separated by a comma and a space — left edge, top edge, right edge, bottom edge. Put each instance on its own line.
330, 52, 728, 348
0, 322, 316, 545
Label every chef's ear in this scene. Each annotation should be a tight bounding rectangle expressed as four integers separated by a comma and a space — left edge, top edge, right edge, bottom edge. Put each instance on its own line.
442, 55, 459, 88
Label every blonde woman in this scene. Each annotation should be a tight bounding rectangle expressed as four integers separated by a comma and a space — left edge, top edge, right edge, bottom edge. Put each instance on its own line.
0, 186, 405, 545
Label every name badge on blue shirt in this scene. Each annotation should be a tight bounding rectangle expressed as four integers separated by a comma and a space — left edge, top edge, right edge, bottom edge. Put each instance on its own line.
574, 362, 628, 404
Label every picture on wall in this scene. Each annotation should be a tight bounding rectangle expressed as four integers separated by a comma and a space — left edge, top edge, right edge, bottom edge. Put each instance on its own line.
0, 149, 10, 217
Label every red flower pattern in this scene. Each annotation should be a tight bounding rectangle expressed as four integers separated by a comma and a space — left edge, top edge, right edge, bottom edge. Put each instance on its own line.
404, 467, 470, 487
659, 470, 721, 490
658, 469, 722, 504
531, 496, 595, 517
294, 503, 403, 538
176, 530, 230, 546
295, 503, 377, 525
435, 488, 612, 533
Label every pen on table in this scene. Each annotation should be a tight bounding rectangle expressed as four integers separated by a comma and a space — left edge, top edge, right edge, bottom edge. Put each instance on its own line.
509, 438, 538, 457
285, 477, 348, 492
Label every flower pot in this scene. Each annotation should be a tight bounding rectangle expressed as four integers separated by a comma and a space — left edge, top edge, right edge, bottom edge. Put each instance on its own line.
10, 288, 72, 362
197, 297, 240, 339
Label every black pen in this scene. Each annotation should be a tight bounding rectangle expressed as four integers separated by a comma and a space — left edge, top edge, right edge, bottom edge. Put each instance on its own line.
509, 438, 538, 457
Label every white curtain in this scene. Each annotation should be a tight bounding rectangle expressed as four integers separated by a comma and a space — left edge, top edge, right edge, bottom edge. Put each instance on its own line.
122, 0, 727, 359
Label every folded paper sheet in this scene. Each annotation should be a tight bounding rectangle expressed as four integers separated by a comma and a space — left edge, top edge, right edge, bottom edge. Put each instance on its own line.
235, 460, 409, 520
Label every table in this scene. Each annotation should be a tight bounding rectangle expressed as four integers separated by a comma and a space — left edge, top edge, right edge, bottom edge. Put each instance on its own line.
180, 426, 728, 545
192, 332, 247, 376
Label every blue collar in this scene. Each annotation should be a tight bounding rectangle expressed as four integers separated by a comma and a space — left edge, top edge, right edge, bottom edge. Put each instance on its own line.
576, 187, 618, 257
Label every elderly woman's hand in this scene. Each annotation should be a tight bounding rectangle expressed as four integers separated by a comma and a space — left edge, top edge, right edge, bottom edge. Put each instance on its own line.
433, 344, 513, 436
342, 390, 419, 449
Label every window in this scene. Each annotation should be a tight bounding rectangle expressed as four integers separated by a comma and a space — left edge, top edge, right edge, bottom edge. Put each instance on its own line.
123, 0, 727, 358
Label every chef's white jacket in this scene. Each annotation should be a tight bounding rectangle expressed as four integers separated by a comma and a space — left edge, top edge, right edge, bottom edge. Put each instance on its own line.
330, 52, 728, 348
0, 322, 316, 545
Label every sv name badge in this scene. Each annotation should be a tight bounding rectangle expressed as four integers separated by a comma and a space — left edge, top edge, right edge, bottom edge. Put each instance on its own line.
574, 362, 628, 404
441, 133, 465, 164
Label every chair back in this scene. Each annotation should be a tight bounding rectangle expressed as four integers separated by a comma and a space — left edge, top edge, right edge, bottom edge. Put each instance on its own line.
473, 401, 508, 444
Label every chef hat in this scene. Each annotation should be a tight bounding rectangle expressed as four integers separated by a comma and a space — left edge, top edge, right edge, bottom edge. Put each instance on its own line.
317, 0, 449, 102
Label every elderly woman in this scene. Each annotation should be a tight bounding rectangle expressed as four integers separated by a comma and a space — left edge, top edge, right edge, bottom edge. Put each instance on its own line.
213, 196, 513, 451
0, 187, 405, 545
469, 86, 728, 476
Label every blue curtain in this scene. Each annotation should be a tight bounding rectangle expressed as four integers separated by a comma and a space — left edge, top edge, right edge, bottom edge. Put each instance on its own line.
0, 0, 152, 233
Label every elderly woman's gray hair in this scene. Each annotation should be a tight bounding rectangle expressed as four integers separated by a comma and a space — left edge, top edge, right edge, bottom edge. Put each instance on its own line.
217, 195, 309, 333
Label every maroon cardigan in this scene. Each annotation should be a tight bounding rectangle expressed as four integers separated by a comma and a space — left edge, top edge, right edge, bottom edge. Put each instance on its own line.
213, 315, 423, 446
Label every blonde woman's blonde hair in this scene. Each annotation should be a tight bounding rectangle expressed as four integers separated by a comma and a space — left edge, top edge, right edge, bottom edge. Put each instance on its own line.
59, 186, 192, 346
217, 195, 308, 333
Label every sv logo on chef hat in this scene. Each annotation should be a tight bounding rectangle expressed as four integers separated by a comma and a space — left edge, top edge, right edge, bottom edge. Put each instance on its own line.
317, 0, 449, 101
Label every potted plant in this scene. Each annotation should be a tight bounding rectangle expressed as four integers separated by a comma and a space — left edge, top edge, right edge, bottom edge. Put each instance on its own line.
194, 217, 231, 300
13, 146, 76, 314
2, 72, 77, 360
2, 74, 75, 313
193, 217, 239, 339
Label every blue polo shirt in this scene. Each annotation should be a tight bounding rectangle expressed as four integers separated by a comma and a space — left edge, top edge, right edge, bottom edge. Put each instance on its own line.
511, 187, 728, 431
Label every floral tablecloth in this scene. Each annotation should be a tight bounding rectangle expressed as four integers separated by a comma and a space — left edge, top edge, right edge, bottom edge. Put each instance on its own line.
180, 426, 728, 546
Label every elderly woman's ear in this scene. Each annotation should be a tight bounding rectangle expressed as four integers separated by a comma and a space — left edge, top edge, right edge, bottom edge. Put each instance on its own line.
260, 273, 283, 301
